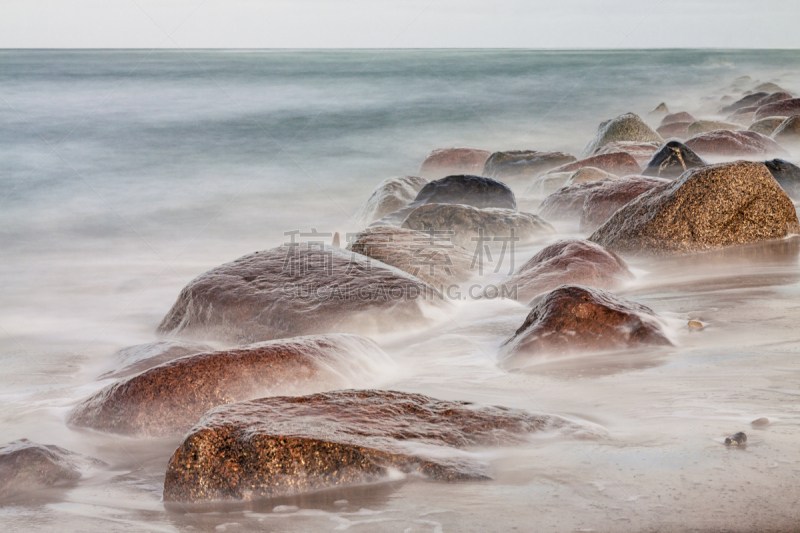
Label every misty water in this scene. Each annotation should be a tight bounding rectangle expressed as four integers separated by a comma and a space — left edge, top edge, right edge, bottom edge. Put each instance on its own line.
2, 49, 800, 531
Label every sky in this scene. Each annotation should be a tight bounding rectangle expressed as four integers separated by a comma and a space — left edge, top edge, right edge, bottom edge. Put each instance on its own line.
1, 0, 799, 49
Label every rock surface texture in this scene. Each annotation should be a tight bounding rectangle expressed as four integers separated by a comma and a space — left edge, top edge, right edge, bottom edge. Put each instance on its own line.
684, 130, 787, 158
545, 152, 641, 177
419, 148, 491, 180
100, 340, 214, 380
764, 159, 800, 199
749, 117, 787, 137
754, 98, 800, 121
771, 116, 800, 148
482, 150, 576, 181
355, 176, 428, 225
582, 113, 664, 157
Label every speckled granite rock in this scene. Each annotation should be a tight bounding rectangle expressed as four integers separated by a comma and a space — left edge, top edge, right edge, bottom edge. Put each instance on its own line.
590, 161, 800, 256
764, 159, 800, 199
755, 98, 800, 121
749, 117, 788, 137
355, 176, 428, 225
419, 148, 491, 180
687, 121, 743, 137
545, 152, 641, 177
499, 285, 671, 364
660, 112, 696, 127
582, 113, 664, 157
771, 116, 800, 148
482, 150, 576, 181
593, 141, 661, 166
499, 240, 633, 302
642, 141, 707, 179
656, 121, 691, 140
721, 92, 769, 114
162, 390, 573, 503
684, 130, 788, 158
68, 334, 393, 437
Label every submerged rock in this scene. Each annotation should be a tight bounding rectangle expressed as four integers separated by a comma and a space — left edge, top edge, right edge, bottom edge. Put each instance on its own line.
68, 334, 393, 437
402, 204, 554, 248
656, 121, 691, 140
660, 112, 696, 127
545, 152, 641, 177
163, 390, 574, 503
751, 417, 770, 427
749, 117, 788, 137
721, 92, 769, 114
684, 130, 787, 158
482, 150, 576, 181
754, 98, 800, 121
525, 171, 574, 196
590, 161, 800, 256
771, 115, 800, 149
687, 120, 743, 137
763, 158, 800, 199
724, 432, 747, 445
647, 102, 669, 119
642, 140, 707, 179
754, 82, 787, 94
582, 113, 664, 157
593, 141, 661, 166
419, 148, 491, 180
99, 340, 214, 380
500, 240, 633, 302
355, 176, 428, 225
156, 245, 435, 343
499, 285, 671, 364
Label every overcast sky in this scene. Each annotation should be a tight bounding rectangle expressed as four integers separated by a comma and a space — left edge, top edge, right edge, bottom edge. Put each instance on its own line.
2, 0, 799, 49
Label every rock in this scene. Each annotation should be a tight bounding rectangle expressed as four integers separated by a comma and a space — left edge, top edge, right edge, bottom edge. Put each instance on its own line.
749, 117, 788, 137
771, 115, 800, 148
68, 334, 394, 437
565, 167, 618, 186
656, 122, 691, 140
751, 417, 769, 427
593, 141, 662, 166
687, 121, 743, 137
721, 92, 769, 114
482, 150, 576, 181
642, 140, 707, 179
589, 161, 800, 256
754, 82, 787, 93
355, 176, 428, 225
419, 148, 491, 180
525, 171, 574, 196
764, 158, 800, 199
402, 204, 554, 248
347, 226, 474, 286
99, 341, 214, 380
499, 240, 633, 302
688, 320, 704, 329
684, 130, 788, 158
755, 98, 800, 121
499, 285, 671, 364
660, 112, 697, 127
726, 106, 760, 126
162, 390, 575, 503
0, 440, 102, 499
545, 152, 641, 177
724, 432, 747, 445
755, 92, 793, 107
579, 176, 671, 232
374, 175, 516, 226
647, 103, 669, 121
156, 245, 436, 343
582, 113, 664, 157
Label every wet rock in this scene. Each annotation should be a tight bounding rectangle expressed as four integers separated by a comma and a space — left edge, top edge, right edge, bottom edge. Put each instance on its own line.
582, 113, 664, 157
656, 122, 691, 140
749, 117, 788, 137
99, 341, 214, 380
726, 107, 759, 126
374, 175, 516, 227
347, 226, 474, 286
525, 171, 574, 196
687, 120, 743, 137
68, 334, 393, 437
482, 150, 576, 181
721, 92, 769, 114
579, 176, 671, 232
499, 240, 633, 302
545, 152, 641, 177
419, 148, 491, 180
684, 130, 788, 158
688, 320, 704, 329
499, 285, 671, 364
590, 161, 800, 256
593, 141, 661, 166
751, 417, 770, 427
157, 245, 438, 343
565, 167, 618, 186
642, 140, 707, 179
764, 158, 800, 199
755, 92, 793, 107
771, 115, 800, 148
402, 204, 554, 248
660, 112, 696, 127
754, 98, 800, 121
754, 82, 787, 94
724, 432, 747, 445
355, 176, 428, 225
162, 390, 574, 503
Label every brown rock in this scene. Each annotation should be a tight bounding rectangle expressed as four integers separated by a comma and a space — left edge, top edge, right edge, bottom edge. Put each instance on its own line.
755, 98, 800, 121
545, 152, 641, 177
660, 112, 697, 127
590, 161, 800, 256
721, 92, 769, 114
99, 341, 214, 380
593, 141, 662, 166
641, 141, 707, 179
579, 176, 671, 232
687, 121, 743, 137
163, 390, 575, 503
482, 150, 576, 181
749, 117, 788, 137
565, 166, 618, 186
754, 82, 787, 94
419, 148, 491, 180
684, 130, 788, 158
771, 115, 800, 148
755, 92, 793, 107
656, 122, 691, 140
68, 334, 393, 437
499, 285, 671, 364
355, 176, 428, 225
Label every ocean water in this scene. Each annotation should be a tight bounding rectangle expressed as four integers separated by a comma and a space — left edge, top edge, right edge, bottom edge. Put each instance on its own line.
2, 49, 800, 531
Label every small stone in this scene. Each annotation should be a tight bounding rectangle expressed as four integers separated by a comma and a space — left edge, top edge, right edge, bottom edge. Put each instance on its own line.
724, 432, 747, 445
751, 417, 769, 427
688, 320, 703, 328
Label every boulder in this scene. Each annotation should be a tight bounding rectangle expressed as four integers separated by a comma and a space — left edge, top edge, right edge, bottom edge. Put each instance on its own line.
355, 176, 428, 225
687, 120, 743, 137
419, 148, 491, 180
482, 150, 576, 181
68, 334, 394, 437
590, 161, 800, 256
764, 159, 800, 199
156, 245, 436, 343
565, 166, 618, 186
163, 390, 575, 503
402, 204, 554, 248
656, 122, 691, 140
579, 176, 671, 232
771, 115, 800, 148
347, 226, 474, 286
660, 112, 696, 127
755, 98, 800, 121
374, 175, 516, 226
749, 117, 788, 137
499, 285, 671, 364
524, 171, 574, 197
545, 152, 641, 177
754, 82, 787, 94
642, 140, 707, 179
721, 92, 769, 114
593, 141, 661, 166
684, 130, 788, 158
726, 107, 759, 126
499, 240, 633, 302
99, 341, 214, 380
647, 102, 669, 117
582, 113, 664, 157
755, 92, 793, 107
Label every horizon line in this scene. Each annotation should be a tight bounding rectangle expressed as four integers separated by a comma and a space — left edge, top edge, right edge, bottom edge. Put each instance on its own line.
1, 47, 799, 52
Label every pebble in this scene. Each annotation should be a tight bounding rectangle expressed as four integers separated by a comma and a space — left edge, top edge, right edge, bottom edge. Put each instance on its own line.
688, 320, 704, 329
724, 432, 747, 445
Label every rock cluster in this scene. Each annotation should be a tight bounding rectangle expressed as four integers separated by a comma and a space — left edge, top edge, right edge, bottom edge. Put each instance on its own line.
355, 175, 428, 225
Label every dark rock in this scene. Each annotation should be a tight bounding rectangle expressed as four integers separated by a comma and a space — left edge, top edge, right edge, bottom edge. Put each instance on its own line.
660, 112, 696, 127
162, 390, 575, 503
582, 113, 664, 157
579, 176, 671, 232
724, 432, 747, 445
99, 341, 214, 380
749, 117, 787, 137
771, 115, 800, 148
499, 285, 671, 364
593, 141, 662, 166
355, 176, 428, 225
499, 240, 633, 302
419, 148, 491, 180
642, 140, 707, 179
684, 130, 788, 158
687, 121, 743, 137
754, 98, 800, 121
482, 150, 576, 181
763, 158, 800, 199
156, 245, 436, 343
656, 122, 691, 140
545, 152, 641, 177
68, 334, 393, 437
721, 92, 769, 114
590, 161, 800, 256
755, 92, 793, 107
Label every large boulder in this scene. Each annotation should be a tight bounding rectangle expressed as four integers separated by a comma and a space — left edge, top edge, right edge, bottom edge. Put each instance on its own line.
590, 161, 800, 256
579, 176, 671, 232
684, 130, 788, 158
347, 226, 474, 286
642, 140, 707, 179
482, 150, 576, 181
755, 92, 793, 107
402, 204, 554, 248
660, 112, 696, 127
163, 390, 577, 503
656, 121, 691, 140
499, 285, 671, 365
374, 175, 516, 226
499, 240, 633, 302
156, 245, 436, 343
545, 152, 641, 177
749, 117, 788, 137
755, 98, 800, 121
582, 113, 664, 157
355, 176, 428, 225
721, 92, 769, 114
99, 341, 214, 380
593, 141, 661, 166
68, 334, 393, 437
764, 159, 800, 199
771, 115, 800, 149
687, 121, 743, 137
419, 148, 491, 180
